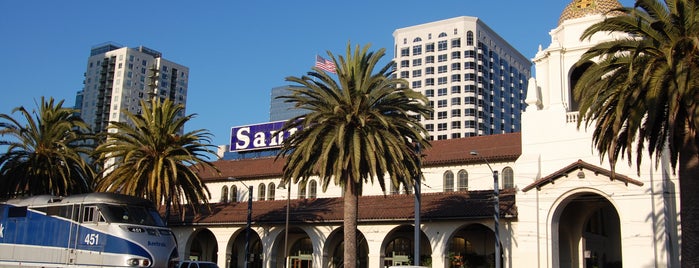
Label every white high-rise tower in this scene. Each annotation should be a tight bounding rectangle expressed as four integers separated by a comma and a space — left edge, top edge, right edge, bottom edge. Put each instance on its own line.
394, 17, 531, 140
78, 42, 189, 133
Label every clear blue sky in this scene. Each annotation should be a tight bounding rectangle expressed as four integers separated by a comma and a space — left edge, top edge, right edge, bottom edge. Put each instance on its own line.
0, 0, 634, 147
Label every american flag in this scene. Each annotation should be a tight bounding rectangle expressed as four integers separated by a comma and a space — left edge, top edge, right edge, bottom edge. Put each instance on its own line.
315, 55, 336, 73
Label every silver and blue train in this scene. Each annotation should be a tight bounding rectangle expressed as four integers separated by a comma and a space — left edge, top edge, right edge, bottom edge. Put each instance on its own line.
0, 192, 179, 267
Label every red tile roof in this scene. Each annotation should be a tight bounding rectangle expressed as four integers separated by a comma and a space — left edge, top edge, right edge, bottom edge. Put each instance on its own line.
521, 159, 644, 192
167, 189, 516, 226
196, 133, 522, 182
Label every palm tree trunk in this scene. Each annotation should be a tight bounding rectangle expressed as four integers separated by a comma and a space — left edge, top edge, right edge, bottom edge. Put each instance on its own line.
344, 181, 358, 268
679, 131, 699, 267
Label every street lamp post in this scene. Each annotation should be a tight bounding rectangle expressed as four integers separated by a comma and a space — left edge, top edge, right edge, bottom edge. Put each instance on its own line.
414, 143, 422, 266
245, 185, 252, 268
470, 151, 500, 268
229, 178, 252, 268
277, 181, 291, 268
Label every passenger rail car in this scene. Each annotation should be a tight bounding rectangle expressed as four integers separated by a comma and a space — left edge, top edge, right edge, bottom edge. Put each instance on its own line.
0, 193, 178, 267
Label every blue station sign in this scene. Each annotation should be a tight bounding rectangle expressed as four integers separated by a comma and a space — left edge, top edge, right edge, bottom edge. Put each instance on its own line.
229, 121, 299, 152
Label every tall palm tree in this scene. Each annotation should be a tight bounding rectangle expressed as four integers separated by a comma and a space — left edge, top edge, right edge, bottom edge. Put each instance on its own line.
0, 97, 95, 198
93, 98, 219, 222
574, 0, 699, 265
276, 43, 432, 268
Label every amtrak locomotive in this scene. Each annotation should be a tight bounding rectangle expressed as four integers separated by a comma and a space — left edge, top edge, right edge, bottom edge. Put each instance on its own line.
0, 193, 179, 267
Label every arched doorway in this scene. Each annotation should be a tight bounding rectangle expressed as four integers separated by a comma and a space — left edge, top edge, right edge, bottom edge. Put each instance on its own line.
447, 224, 498, 268
381, 224, 432, 267
290, 237, 313, 268
323, 228, 369, 268
185, 229, 218, 262
228, 228, 263, 268
273, 227, 313, 268
555, 193, 622, 268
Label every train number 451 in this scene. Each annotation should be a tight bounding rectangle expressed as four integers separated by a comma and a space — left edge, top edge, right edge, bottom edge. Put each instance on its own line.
84, 233, 100, 245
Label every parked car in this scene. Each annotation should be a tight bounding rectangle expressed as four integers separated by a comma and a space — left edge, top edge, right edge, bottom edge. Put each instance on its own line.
178, 260, 219, 268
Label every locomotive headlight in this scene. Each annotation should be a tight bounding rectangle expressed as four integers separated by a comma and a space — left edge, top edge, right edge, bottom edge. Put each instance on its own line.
126, 258, 140, 266
126, 258, 151, 267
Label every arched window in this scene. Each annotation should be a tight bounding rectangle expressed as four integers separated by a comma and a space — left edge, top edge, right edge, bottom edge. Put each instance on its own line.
258, 183, 266, 201
308, 180, 318, 198
298, 183, 307, 199
502, 167, 514, 189
221, 186, 229, 203
267, 183, 276, 201
444, 171, 454, 192
467, 31, 474, 46
230, 185, 238, 202
438, 32, 447, 38
457, 170, 468, 191
413, 37, 422, 42
569, 62, 593, 112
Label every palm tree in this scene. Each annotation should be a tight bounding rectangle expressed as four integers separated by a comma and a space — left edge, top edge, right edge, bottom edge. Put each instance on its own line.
276, 43, 432, 268
93, 98, 219, 222
0, 97, 95, 198
574, 0, 699, 265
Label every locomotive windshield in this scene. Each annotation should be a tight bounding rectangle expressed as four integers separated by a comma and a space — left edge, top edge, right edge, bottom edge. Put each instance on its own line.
100, 204, 166, 227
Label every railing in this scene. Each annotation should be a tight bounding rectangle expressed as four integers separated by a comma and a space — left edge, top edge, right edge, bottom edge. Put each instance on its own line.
566, 112, 579, 124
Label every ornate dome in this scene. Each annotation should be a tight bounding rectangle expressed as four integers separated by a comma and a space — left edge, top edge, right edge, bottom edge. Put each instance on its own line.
558, 0, 624, 25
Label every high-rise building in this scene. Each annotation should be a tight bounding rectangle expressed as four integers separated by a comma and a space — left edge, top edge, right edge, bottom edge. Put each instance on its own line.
393, 16, 531, 140
269, 85, 305, 121
78, 42, 189, 133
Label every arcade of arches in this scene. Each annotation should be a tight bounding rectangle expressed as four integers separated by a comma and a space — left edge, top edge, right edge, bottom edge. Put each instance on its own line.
174, 191, 622, 268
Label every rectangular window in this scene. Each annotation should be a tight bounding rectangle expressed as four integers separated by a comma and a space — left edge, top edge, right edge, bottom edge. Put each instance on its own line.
451, 86, 461, 94
438, 40, 448, 51
451, 97, 461, 105
452, 51, 461, 59
412, 45, 422, 56
412, 58, 422, 67
425, 67, 434, 75
451, 38, 461, 48
425, 78, 434, 86
437, 77, 447, 85
437, 99, 448, 108
451, 63, 461, 71
412, 70, 422, 77
438, 66, 448, 74
401, 48, 410, 57
412, 81, 422, 88
425, 124, 434, 131
425, 43, 435, 52
401, 60, 409, 68
438, 54, 448, 62
437, 123, 448, 131
451, 121, 461, 129
451, 109, 461, 117
451, 74, 461, 82
425, 89, 434, 97
438, 111, 448, 119
437, 88, 448, 96
400, 71, 409, 78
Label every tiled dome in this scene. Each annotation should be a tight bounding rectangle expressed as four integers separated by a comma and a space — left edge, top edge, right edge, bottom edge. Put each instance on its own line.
558, 0, 624, 25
